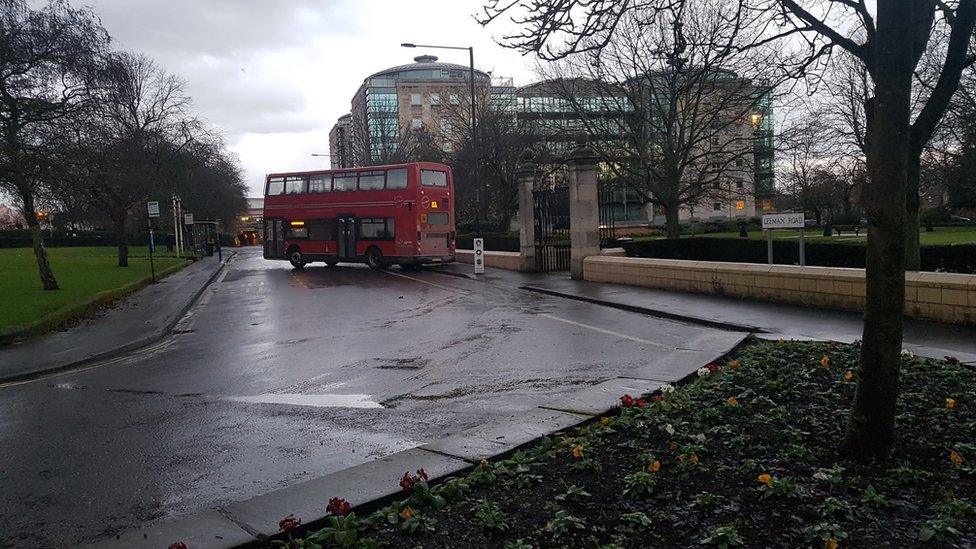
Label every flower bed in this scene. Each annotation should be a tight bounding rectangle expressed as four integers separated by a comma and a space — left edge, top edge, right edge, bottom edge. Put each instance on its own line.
269, 340, 975, 548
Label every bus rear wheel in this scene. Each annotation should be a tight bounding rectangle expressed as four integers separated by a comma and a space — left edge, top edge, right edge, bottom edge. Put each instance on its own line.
288, 247, 305, 269
365, 248, 386, 270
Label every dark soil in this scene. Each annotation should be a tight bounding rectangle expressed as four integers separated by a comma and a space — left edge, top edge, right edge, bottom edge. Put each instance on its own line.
284, 339, 976, 548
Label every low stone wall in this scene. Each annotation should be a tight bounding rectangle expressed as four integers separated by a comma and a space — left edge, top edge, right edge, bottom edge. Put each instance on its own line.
455, 249, 525, 271
583, 256, 976, 325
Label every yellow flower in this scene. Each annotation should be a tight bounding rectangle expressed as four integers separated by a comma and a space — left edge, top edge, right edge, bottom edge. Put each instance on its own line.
726, 396, 739, 407
946, 398, 956, 410
478, 459, 488, 469
825, 538, 839, 549
600, 416, 611, 426
820, 355, 831, 368
777, 339, 785, 346
843, 370, 854, 382
399, 506, 414, 520
949, 451, 964, 465
727, 359, 741, 370
648, 460, 661, 472
572, 445, 584, 459
689, 453, 700, 464
757, 473, 773, 486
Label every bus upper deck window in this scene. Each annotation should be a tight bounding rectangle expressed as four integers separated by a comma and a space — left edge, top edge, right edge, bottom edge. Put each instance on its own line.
421, 169, 447, 187
285, 176, 306, 194
266, 177, 285, 196
308, 175, 332, 193
333, 172, 357, 191
386, 168, 408, 189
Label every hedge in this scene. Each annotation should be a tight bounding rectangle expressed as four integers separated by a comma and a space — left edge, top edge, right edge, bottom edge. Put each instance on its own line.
456, 233, 520, 252
620, 238, 976, 274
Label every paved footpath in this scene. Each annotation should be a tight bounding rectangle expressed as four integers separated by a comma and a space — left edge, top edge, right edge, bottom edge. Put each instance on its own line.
0, 252, 231, 382
434, 262, 976, 363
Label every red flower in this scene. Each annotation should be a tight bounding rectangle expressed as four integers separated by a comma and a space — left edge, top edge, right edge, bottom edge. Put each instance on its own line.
620, 394, 635, 407
635, 398, 647, 408
168, 543, 188, 549
416, 468, 429, 482
945, 355, 960, 365
278, 514, 301, 533
327, 497, 351, 516
707, 363, 721, 372
650, 395, 663, 403
399, 472, 415, 491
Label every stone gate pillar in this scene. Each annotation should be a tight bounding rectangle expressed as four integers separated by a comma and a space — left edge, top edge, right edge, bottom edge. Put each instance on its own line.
517, 152, 540, 272
569, 145, 600, 280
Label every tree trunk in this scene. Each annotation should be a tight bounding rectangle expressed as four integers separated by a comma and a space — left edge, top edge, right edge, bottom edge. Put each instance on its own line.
905, 156, 921, 271
664, 205, 680, 239
20, 190, 59, 291
116, 218, 129, 267
843, 0, 912, 458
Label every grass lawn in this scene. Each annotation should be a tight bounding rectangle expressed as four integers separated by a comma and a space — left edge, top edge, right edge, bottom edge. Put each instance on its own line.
0, 246, 187, 333
278, 340, 975, 548
630, 226, 976, 246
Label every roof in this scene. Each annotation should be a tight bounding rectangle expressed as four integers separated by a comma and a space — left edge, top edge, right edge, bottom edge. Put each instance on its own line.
366, 55, 490, 81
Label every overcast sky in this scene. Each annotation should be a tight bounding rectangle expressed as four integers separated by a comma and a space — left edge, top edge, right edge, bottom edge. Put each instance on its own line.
79, 0, 537, 197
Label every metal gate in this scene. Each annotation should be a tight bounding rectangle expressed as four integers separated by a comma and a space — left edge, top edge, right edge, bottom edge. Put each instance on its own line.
533, 186, 570, 272
598, 182, 618, 248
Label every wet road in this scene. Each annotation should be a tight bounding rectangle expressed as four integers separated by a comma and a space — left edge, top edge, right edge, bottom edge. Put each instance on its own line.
0, 248, 740, 546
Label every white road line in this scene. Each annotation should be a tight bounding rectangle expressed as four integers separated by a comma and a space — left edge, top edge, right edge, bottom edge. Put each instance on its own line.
538, 313, 672, 349
382, 270, 470, 294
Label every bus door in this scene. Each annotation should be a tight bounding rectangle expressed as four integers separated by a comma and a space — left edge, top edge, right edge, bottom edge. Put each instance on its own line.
264, 219, 285, 259
337, 216, 357, 259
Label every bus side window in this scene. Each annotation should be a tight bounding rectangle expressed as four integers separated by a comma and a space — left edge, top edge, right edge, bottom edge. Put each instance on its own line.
333, 172, 357, 191
308, 220, 334, 240
266, 177, 285, 196
308, 174, 331, 193
285, 176, 306, 194
421, 169, 447, 187
386, 168, 408, 189
360, 217, 395, 240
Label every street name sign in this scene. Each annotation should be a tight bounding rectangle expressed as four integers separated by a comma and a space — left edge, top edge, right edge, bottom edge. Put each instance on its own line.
147, 201, 160, 218
473, 238, 485, 274
184, 213, 194, 225
762, 213, 805, 229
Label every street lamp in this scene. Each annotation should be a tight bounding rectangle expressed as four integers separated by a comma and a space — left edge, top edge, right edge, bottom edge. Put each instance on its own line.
401, 42, 481, 236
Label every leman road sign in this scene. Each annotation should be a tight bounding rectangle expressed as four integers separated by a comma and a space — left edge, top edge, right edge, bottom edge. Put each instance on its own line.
762, 213, 805, 229
147, 201, 160, 218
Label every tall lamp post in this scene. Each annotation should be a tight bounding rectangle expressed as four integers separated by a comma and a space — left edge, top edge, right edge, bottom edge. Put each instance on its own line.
401, 42, 481, 236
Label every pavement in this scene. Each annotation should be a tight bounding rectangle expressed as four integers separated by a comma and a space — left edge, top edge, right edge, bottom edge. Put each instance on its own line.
0, 252, 231, 383
3, 249, 973, 548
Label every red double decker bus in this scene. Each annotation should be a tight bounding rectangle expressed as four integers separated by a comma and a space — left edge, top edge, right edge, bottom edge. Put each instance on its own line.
262, 162, 455, 269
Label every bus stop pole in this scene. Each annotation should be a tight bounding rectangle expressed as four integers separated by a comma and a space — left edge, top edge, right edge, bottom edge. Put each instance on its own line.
799, 227, 806, 266
766, 229, 773, 265
148, 219, 156, 282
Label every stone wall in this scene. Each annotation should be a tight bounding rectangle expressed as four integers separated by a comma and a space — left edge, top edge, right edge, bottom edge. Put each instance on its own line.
584, 256, 976, 325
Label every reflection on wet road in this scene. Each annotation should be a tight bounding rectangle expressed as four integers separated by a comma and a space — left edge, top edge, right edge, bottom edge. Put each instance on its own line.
0, 249, 740, 546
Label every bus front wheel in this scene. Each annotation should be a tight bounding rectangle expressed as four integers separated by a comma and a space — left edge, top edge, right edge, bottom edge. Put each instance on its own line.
288, 247, 306, 269
365, 247, 386, 270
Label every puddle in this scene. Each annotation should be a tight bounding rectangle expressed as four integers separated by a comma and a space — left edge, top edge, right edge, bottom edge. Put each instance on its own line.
231, 393, 384, 409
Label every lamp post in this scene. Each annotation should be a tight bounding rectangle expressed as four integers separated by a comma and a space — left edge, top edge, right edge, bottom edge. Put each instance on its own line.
401, 42, 481, 236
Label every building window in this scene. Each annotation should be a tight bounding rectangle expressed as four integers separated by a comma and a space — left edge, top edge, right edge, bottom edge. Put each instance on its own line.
450, 93, 460, 105
736, 158, 744, 167
386, 168, 408, 189
713, 202, 722, 211
442, 141, 453, 152
430, 93, 440, 105
411, 118, 422, 130
735, 180, 744, 189
735, 200, 746, 210
713, 181, 721, 190
410, 93, 421, 106
440, 118, 451, 133
359, 217, 395, 240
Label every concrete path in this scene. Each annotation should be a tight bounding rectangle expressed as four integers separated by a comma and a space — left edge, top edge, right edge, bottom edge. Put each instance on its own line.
433, 263, 976, 362
0, 252, 230, 382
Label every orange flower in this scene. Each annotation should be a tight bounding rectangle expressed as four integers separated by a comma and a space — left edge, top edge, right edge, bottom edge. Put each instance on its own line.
727, 359, 741, 370
949, 451, 964, 465
825, 538, 839, 549
399, 506, 415, 520
667, 441, 678, 452
572, 445, 584, 459
843, 370, 854, 382
726, 396, 739, 407
946, 398, 956, 410
820, 355, 831, 368
689, 453, 700, 464
757, 473, 773, 486
648, 460, 661, 472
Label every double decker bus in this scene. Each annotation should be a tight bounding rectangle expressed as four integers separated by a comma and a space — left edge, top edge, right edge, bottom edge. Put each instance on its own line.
262, 162, 455, 270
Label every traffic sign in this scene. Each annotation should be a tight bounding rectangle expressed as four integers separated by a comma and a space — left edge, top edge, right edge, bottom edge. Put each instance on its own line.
184, 213, 194, 225
147, 201, 160, 218
762, 213, 805, 229
473, 238, 485, 274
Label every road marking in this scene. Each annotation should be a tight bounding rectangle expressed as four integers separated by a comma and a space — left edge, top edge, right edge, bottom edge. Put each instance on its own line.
382, 270, 469, 294
538, 313, 672, 349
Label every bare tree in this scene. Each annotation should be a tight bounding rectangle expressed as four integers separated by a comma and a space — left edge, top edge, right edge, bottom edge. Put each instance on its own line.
0, 0, 108, 289
481, 0, 976, 456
